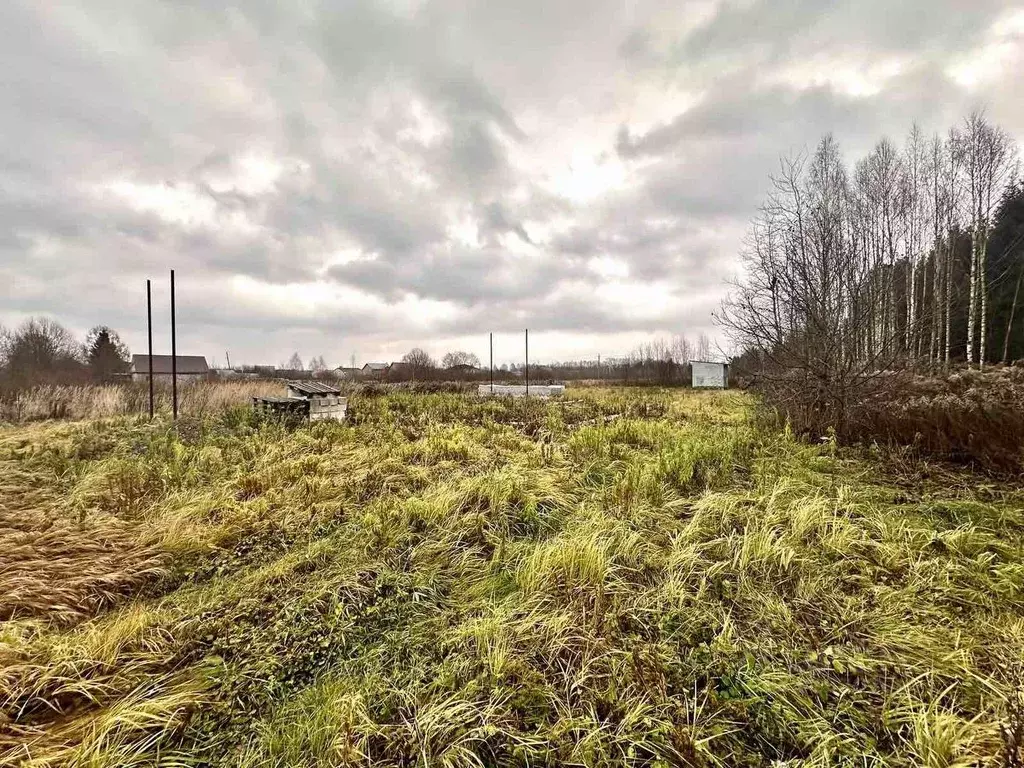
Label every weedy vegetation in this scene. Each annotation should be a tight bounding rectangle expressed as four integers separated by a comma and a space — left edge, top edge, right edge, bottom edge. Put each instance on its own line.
1, 388, 1022, 767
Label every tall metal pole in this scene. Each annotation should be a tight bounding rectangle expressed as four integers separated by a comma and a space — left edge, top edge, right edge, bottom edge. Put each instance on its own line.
147, 280, 154, 419
489, 333, 493, 394
525, 328, 529, 397
170, 269, 177, 421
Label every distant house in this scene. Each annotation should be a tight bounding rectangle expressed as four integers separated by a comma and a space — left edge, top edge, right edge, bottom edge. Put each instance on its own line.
130, 355, 209, 382
361, 362, 390, 378
334, 367, 360, 380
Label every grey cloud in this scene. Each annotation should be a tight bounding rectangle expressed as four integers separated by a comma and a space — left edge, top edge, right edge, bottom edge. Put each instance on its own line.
2, 0, 1023, 364
328, 247, 588, 306
480, 202, 533, 245
675, 0, 1008, 68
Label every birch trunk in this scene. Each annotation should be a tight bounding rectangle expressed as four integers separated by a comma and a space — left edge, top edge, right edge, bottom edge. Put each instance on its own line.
979, 231, 988, 368
967, 233, 978, 366
944, 237, 952, 366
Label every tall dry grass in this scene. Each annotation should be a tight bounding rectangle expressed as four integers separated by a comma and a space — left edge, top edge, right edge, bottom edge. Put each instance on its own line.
0, 508, 167, 625
0, 380, 280, 423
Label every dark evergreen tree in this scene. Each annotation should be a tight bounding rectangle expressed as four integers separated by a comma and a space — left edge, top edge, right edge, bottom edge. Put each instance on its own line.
85, 326, 130, 382
986, 182, 1024, 362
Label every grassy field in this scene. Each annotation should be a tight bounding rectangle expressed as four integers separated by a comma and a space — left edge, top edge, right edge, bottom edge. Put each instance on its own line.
1, 388, 1022, 767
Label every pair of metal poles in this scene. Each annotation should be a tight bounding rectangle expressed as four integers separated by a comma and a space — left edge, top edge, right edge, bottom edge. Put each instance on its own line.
488, 329, 529, 394
145, 270, 177, 420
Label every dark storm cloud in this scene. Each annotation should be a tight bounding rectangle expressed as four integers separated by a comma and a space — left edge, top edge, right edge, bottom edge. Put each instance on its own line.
3, 0, 1022, 363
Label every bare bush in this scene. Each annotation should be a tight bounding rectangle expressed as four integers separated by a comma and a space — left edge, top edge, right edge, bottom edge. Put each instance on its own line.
845, 366, 1024, 472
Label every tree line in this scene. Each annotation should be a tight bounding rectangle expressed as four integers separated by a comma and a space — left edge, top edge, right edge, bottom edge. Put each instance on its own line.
0, 318, 131, 392
721, 110, 1023, 428
0, 317, 720, 391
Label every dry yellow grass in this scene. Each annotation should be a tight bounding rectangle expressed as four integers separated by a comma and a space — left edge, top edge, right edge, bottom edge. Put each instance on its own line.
0, 389, 1021, 767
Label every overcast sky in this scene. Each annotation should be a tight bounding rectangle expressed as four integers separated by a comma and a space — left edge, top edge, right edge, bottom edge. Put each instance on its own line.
3, 0, 1023, 367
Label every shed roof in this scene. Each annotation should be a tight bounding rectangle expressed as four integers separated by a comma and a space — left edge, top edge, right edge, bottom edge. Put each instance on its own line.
286, 380, 342, 396
132, 354, 209, 375
362, 362, 389, 371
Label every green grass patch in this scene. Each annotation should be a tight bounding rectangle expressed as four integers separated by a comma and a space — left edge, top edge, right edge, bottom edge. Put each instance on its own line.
1, 389, 1021, 766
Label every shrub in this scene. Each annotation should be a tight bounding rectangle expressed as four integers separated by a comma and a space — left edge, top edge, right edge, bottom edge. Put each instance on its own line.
845, 366, 1024, 473
761, 366, 1024, 473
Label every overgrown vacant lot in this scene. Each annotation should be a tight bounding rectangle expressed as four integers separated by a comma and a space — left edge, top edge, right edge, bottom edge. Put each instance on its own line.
1, 389, 1022, 767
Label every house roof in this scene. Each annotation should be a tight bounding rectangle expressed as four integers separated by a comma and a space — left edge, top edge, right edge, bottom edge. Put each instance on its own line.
286, 380, 342, 396
132, 354, 209, 375
362, 362, 389, 371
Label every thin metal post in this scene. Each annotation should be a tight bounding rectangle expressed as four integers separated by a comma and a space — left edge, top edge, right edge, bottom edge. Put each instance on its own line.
489, 333, 493, 394
525, 328, 529, 397
147, 280, 154, 419
170, 269, 177, 421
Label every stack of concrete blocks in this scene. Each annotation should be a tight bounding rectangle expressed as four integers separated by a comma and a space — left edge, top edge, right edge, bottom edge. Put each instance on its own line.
285, 381, 348, 421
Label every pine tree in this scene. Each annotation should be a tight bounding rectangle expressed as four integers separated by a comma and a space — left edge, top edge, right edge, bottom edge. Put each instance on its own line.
85, 326, 129, 382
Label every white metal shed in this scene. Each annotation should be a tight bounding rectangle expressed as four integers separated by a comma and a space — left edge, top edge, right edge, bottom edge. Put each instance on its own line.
690, 361, 729, 389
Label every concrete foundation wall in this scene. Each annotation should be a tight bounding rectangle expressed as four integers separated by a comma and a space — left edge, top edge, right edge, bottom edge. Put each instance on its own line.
478, 384, 565, 398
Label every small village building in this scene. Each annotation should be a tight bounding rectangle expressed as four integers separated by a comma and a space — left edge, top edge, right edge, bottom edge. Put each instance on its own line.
690, 361, 729, 389
334, 367, 360, 380
385, 362, 412, 380
361, 362, 390, 378
130, 354, 209, 382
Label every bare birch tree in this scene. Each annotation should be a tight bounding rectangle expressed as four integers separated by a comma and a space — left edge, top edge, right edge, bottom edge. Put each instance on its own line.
961, 111, 1018, 366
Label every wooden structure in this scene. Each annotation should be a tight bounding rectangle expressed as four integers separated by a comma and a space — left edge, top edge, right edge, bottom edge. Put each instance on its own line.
253, 381, 347, 422
131, 354, 209, 382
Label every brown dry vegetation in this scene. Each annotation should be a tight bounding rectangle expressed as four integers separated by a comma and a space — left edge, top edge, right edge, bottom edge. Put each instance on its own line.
0, 381, 278, 423
845, 366, 1024, 472
755, 366, 1024, 474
